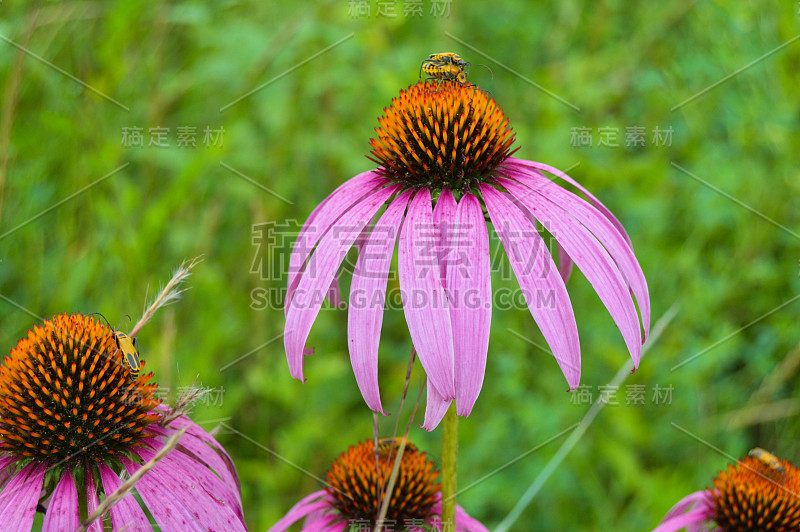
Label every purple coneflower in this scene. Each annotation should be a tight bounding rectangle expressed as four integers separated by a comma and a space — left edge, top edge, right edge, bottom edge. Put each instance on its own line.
654, 449, 799, 531
0, 313, 245, 531
270, 438, 487, 531
285, 81, 650, 429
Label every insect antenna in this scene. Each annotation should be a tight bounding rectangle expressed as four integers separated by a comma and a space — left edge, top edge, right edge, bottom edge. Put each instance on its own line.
116, 314, 132, 332
89, 312, 113, 330
468, 62, 494, 79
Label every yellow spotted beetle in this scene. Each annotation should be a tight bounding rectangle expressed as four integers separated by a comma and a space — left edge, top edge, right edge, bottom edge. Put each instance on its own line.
92, 313, 142, 379
377, 437, 418, 457
748, 447, 785, 475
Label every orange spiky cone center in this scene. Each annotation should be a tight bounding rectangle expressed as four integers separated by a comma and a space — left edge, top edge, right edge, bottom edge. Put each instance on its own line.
368, 81, 517, 191
712, 454, 800, 531
0, 313, 160, 467
325, 439, 440, 526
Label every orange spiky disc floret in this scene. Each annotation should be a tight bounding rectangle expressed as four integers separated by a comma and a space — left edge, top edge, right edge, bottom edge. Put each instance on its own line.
0, 313, 160, 466
325, 439, 440, 525
368, 81, 517, 190
712, 454, 800, 531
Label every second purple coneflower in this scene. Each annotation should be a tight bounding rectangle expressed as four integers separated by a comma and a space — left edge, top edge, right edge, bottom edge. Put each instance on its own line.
654, 448, 799, 531
284, 80, 650, 429
270, 438, 487, 531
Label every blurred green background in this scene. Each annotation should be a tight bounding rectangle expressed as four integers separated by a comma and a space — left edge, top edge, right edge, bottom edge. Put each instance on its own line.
1, 1, 799, 530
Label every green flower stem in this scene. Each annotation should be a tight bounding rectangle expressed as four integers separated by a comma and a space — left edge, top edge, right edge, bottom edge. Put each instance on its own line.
441, 402, 458, 529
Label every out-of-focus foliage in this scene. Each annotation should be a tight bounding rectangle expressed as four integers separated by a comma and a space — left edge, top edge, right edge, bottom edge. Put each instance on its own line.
1, 1, 798, 530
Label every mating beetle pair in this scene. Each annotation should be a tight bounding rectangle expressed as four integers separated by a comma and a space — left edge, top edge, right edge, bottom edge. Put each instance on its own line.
419, 52, 492, 86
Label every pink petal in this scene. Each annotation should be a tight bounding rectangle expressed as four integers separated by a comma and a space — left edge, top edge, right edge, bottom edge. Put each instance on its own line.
422, 379, 453, 431
84, 469, 102, 532
326, 274, 343, 309
145, 428, 243, 517
661, 490, 714, 522
326, 521, 348, 532
303, 513, 342, 532
120, 456, 203, 531
123, 448, 246, 531
348, 190, 412, 413
148, 423, 242, 505
42, 470, 79, 532
398, 188, 455, 399
447, 193, 492, 416
0, 463, 46, 532
157, 410, 241, 496
0, 455, 18, 490
455, 504, 491, 532
652, 508, 715, 532
286, 171, 388, 314
506, 158, 633, 246
433, 188, 458, 286
268, 491, 329, 532
500, 178, 642, 368
98, 463, 151, 531
557, 243, 574, 282
286, 185, 400, 382
508, 166, 650, 339
480, 184, 581, 388
140, 440, 243, 520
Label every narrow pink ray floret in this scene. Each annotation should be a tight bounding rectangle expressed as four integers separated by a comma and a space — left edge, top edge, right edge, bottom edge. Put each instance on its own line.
284, 81, 650, 429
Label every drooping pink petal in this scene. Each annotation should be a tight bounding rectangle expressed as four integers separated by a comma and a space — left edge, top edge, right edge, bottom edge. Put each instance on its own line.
97, 462, 151, 531
508, 166, 650, 339
123, 448, 246, 532
422, 379, 453, 431
505, 158, 633, 246
447, 193, 492, 416
147, 425, 242, 508
455, 504, 491, 532
433, 188, 458, 286
326, 520, 348, 532
268, 491, 329, 532
0, 463, 46, 532
139, 441, 243, 521
144, 428, 243, 516
120, 456, 206, 531
156, 408, 241, 496
286, 184, 400, 382
326, 274, 343, 309
42, 470, 79, 532
398, 188, 455, 399
661, 490, 714, 522
84, 469, 102, 532
652, 508, 716, 532
500, 178, 642, 368
0, 455, 18, 490
286, 171, 388, 314
480, 184, 581, 388
303, 496, 329, 525
303, 513, 342, 532
348, 190, 412, 413
557, 243, 574, 282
